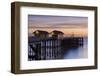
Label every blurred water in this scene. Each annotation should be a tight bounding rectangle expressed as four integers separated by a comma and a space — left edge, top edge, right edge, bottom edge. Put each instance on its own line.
64, 38, 88, 59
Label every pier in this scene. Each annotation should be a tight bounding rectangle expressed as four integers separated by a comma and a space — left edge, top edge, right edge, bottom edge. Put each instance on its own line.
28, 30, 84, 61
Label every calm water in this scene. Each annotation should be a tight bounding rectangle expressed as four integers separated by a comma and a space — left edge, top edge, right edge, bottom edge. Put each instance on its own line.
28, 37, 88, 60
64, 38, 88, 59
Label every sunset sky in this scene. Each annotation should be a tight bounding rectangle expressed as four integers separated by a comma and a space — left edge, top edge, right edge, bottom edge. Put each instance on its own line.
28, 15, 88, 37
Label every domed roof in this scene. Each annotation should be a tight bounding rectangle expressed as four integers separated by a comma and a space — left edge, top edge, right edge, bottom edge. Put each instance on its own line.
50, 30, 64, 35
33, 30, 49, 35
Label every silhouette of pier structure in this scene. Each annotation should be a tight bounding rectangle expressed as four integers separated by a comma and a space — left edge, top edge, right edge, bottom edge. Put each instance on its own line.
28, 30, 83, 61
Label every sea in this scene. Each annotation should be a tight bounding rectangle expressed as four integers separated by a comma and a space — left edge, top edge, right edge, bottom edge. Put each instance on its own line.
64, 37, 88, 59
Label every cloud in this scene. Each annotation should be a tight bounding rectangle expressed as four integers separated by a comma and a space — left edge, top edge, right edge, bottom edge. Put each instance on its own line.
28, 15, 88, 28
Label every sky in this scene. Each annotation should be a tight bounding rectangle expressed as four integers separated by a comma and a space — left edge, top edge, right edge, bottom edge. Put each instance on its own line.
28, 15, 88, 37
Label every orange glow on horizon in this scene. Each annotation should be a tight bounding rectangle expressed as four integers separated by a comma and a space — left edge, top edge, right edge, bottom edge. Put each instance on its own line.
28, 28, 88, 37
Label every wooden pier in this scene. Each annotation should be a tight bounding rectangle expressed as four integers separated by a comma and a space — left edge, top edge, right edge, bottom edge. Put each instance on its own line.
28, 36, 83, 61
28, 30, 84, 60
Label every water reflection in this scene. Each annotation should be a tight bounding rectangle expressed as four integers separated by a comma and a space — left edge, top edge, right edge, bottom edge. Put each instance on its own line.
64, 38, 88, 59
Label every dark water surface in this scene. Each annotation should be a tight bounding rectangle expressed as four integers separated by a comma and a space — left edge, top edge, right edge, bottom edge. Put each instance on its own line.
64, 38, 88, 59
